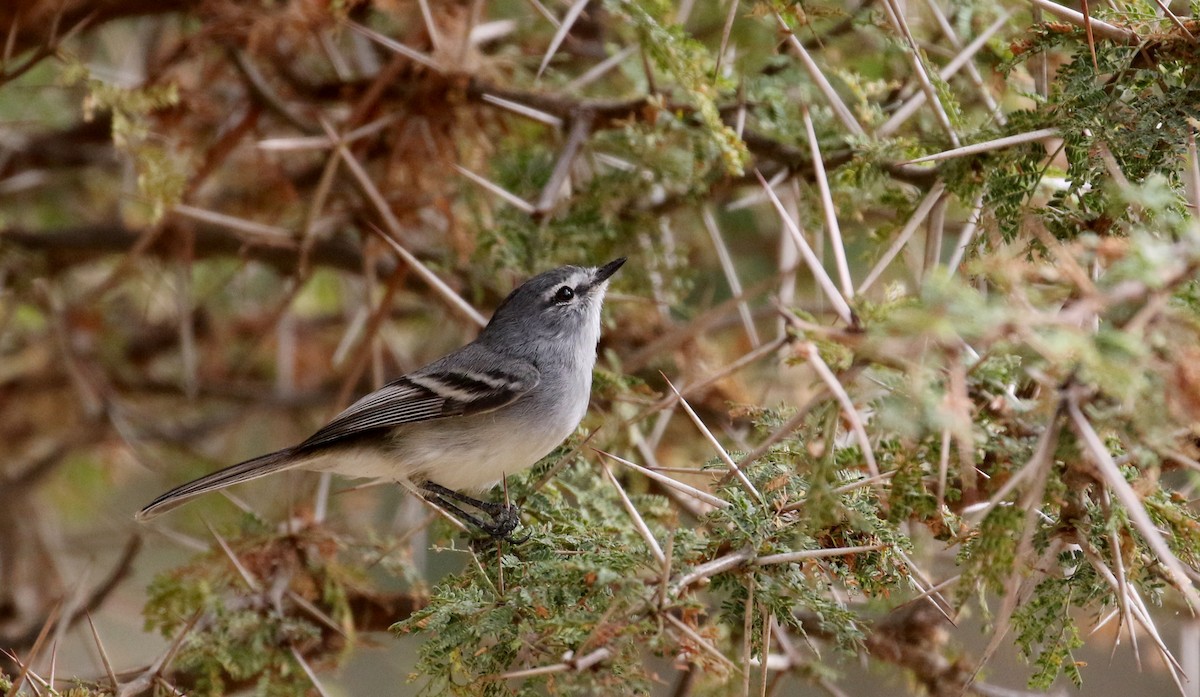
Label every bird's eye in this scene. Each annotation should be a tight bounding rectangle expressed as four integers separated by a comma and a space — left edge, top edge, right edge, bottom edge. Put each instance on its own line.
554, 286, 575, 303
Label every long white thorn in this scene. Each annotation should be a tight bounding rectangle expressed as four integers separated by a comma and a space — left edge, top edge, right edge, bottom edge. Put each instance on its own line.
803, 107, 854, 299
756, 170, 855, 325
1068, 394, 1200, 613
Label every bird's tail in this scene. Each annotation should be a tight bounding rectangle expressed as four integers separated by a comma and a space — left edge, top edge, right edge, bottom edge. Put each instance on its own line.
136, 448, 304, 521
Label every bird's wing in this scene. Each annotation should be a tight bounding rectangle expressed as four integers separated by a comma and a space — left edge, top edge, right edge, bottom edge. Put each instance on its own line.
297, 346, 540, 450
137, 351, 538, 521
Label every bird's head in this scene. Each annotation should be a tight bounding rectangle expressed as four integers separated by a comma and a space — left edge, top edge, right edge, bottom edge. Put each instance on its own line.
481, 258, 625, 350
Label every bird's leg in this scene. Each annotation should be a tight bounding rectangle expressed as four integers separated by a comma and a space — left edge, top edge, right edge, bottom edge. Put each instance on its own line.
421, 482, 523, 540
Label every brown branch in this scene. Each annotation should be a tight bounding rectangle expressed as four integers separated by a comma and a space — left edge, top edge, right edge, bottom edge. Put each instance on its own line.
865, 603, 974, 697
466, 79, 940, 184
288, 72, 938, 186
789, 602, 980, 697
0, 117, 117, 177
0, 0, 199, 60
2, 222, 377, 276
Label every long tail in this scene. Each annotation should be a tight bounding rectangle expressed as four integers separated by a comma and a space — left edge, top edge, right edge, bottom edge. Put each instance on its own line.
136, 448, 304, 521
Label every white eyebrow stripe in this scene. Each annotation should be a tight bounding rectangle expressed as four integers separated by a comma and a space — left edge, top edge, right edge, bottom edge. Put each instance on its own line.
542, 271, 590, 301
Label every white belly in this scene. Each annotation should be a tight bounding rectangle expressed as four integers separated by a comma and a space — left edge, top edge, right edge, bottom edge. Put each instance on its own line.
302, 388, 588, 492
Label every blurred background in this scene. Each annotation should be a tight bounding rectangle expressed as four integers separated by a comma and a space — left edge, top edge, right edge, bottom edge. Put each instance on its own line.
2, 0, 1199, 695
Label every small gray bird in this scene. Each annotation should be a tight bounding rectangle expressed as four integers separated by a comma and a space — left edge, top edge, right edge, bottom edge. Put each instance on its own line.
137, 258, 625, 537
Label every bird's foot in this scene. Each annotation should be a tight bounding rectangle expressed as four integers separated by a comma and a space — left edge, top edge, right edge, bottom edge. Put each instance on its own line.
421, 482, 528, 542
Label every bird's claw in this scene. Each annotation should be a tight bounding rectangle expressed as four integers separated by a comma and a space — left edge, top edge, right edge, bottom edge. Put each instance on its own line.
421, 482, 528, 543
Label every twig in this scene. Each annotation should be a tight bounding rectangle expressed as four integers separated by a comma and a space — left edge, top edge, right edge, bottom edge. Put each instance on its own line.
636, 333, 786, 424
1148, 0, 1195, 42
536, 0, 591, 79
742, 572, 755, 697
498, 647, 612, 679
415, 0, 443, 54
904, 128, 1059, 165
1028, 0, 1138, 43
454, 164, 537, 213
535, 111, 594, 214
287, 590, 349, 639
566, 45, 638, 91
759, 601, 772, 697
664, 376, 765, 505
171, 204, 294, 247
1076, 540, 1188, 692
289, 647, 333, 697
206, 523, 261, 592
936, 428, 951, 514
1099, 488, 1135, 665
523, 0, 560, 27
118, 611, 203, 696
857, 181, 947, 293
945, 192, 985, 273
5, 602, 60, 697
969, 541, 1061, 693
479, 93, 564, 127
968, 408, 1062, 523
714, 0, 740, 78
893, 547, 955, 622
701, 205, 760, 347
665, 613, 740, 671
228, 49, 316, 134
802, 107, 853, 299
1079, 0, 1098, 71
773, 12, 865, 137
256, 114, 401, 151
777, 472, 897, 515
799, 342, 880, 480
755, 543, 884, 567
597, 449, 729, 509
734, 380, 831, 473
624, 274, 781, 373
600, 461, 667, 565
879, 0, 959, 146
84, 613, 119, 693
755, 170, 855, 325
919, 2, 1006, 126
333, 124, 485, 325
1185, 133, 1200, 216
1067, 391, 1200, 613
673, 546, 755, 593
345, 20, 441, 70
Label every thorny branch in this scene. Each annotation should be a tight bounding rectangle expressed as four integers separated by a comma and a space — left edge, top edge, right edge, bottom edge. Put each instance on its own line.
5, 0, 1200, 695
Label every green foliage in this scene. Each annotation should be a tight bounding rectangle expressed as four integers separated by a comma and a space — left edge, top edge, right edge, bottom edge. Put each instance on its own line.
979, 19, 1200, 241
607, 0, 747, 174
398, 445, 916, 694
59, 59, 186, 221
8, 0, 1200, 694
1013, 568, 1086, 689
957, 504, 1023, 598
144, 526, 421, 697
396, 461, 677, 696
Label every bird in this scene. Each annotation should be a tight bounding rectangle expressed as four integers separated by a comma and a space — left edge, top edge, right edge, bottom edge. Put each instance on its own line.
137, 258, 626, 538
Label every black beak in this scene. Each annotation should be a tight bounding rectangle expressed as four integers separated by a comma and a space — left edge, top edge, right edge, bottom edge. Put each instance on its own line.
594, 257, 626, 284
